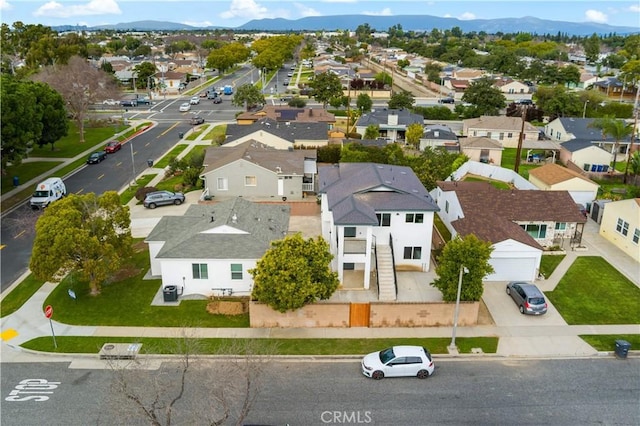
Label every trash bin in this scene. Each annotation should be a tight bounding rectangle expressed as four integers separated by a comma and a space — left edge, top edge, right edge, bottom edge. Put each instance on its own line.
178, 132, 184, 139
163, 285, 178, 302
12, 176, 19, 187
615, 340, 631, 359
147, 159, 154, 167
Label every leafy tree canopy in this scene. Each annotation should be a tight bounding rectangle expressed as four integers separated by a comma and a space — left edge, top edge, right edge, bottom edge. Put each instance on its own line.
250, 234, 339, 313
388, 90, 415, 109
432, 234, 494, 302
232, 83, 266, 110
309, 72, 343, 107
461, 77, 506, 115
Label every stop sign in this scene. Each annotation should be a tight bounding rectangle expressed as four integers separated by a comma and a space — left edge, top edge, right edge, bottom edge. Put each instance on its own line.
44, 305, 53, 319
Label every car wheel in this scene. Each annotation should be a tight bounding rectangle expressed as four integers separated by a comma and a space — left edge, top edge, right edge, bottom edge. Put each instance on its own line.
417, 370, 430, 379
174, 199, 182, 205
148, 203, 157, 209
519, 305, 525, 314
371, 371, 384, 380
506, 287, 511, 295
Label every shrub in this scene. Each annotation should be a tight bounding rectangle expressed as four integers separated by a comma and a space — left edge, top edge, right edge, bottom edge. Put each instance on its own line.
135, 186, 158, 201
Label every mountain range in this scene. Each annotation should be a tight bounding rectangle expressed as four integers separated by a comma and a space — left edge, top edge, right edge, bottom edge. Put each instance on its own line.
52, 15, 638, 36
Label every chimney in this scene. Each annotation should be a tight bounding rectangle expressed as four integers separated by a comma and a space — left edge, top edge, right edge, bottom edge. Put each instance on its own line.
232, 213, 238, 223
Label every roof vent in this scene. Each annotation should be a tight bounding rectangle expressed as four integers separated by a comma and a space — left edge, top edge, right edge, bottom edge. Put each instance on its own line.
232, 213, 238, 223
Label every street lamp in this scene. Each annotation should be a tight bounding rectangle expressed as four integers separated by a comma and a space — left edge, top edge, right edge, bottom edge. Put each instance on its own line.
449, 264, 468, 352
130, 139, 137, 185
582, 100, 590, 119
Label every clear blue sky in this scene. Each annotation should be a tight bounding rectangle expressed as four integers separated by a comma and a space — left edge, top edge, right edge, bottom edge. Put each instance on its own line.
1, 0, 639, 29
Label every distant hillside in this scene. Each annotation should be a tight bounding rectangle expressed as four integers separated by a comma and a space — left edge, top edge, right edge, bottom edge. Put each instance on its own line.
52, 15, 638, 36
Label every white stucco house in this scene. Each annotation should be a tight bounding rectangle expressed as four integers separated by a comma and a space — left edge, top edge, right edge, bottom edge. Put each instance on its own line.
463, 116, 539, 148
559, 139, 613, 172
432, 181, 587, 281
528, 163, 600, 207
318, 163, 439, 297
145, 198, 290, 297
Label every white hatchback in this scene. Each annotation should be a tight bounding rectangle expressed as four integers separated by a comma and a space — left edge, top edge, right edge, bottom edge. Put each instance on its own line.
361, 346, 434, 380
179, 102, 191, 112
189, 96, 200, 105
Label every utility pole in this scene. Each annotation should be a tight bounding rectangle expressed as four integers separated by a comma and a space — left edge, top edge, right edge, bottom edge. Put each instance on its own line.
514, 105, 527, 173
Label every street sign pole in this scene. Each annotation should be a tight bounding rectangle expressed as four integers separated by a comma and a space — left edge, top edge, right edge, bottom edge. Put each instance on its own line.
44, 305, 57, 349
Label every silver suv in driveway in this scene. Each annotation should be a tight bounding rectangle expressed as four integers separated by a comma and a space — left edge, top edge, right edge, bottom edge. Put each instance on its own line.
506, 282, 548, 315
143, 191, 185, 209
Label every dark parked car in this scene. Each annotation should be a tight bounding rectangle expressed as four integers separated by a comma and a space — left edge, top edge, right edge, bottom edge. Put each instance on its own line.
438, 97, 455, 104
190, 116, 205, 125
143, 191, 185, 209
506, 282, 547, 315
120, 99, 138, 107
104, 140, 122, 153
87, 151, 107, 164
516, 99, 534, 105
212, 97, 222, 104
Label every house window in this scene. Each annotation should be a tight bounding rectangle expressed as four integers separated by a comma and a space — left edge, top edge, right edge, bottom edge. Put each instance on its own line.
499, 133, 504, 141
192, 263, 208, 279
445, 200, 449, 213
230, 264, 243, 280
403, 246, 422, 260
245, 176, 257, 186
633, 228, 639, 244
376, 213, 391, 227
555, 222, 567, 231
405, 213, 424, 223
217, 177, 228, 191
507, 132, 513, 138
472, 131, 477, 137
520, 224, 547, 239
344, 227, 356, 237
487, 132, 492, 139
343, 263, 355, 270
616, 218, 629, 236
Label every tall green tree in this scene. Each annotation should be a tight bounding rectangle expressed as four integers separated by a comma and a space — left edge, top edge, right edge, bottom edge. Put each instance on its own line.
31, 81, 68, 151
232, 83, 266, 111
388, 90, 415, 109
133, 61, 157, 90
309, 71, 343, 108
405, 123, 424, 148
583, 33, 601, 63
461, 77, 505, 116
356, 93, 373, 113
363, 124, 380, 140
590, 117, 634, 172
30, 191, 133, 295
250, 234, 339, 313
0, 75, 38, 169
432, 234, 494, 302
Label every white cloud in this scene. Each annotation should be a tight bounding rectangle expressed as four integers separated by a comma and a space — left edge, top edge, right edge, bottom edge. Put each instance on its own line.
182, 20, 213, 28
458, 12, 476, 21
362, 8, 392, 16
34, 0, 121, 18
584, 9, 607, 23
0, 0, 13, 11
629, 4, 640, 13
294, 3, 321, 17
220, 0, 272, 20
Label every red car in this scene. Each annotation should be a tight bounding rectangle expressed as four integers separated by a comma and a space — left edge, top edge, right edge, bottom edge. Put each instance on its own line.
105, 140, 122, 153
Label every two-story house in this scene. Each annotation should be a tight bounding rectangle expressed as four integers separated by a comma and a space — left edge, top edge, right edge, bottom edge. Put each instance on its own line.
318, 163, 439, 300
463, 116, 539, 148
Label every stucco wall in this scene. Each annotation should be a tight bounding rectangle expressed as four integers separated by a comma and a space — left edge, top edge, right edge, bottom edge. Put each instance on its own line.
249, 301, 479, 328
370, 302, 479, 327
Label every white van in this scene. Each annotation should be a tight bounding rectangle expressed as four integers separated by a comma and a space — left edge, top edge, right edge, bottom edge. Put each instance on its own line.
30, 177, 66, 209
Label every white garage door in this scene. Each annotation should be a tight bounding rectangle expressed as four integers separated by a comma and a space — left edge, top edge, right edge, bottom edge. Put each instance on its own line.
486, 257, 537, 282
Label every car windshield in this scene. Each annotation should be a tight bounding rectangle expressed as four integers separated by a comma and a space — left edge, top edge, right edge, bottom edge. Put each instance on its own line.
379, 348, 396, 364
529, 297, 545, 305
33, 190, 49, 197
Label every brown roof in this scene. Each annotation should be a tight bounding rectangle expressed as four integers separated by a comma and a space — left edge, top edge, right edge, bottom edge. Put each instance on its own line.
464, 116, 538, 132
236, 106, 335, 124
528, 163, 597, 186
460, 137, 503, 149
437, 181, 587, 248
202, 140, 315, 175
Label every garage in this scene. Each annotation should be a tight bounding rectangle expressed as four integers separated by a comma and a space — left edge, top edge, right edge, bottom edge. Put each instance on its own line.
484, 239, 542, 282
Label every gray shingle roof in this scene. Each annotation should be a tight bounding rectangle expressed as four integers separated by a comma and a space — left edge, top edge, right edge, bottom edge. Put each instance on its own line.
355, 108, 423, 128
225, 118, 329, 144
318, 163, 439, 225
145, 198, 290, 260
561, 138, 609, 153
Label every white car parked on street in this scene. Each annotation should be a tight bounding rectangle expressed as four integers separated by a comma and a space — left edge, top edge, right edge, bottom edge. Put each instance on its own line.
362, 346, 434, 380
179, 102, 191, 112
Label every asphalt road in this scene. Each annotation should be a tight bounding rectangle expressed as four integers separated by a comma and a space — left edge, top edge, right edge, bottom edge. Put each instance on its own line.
1, 358, 638, 425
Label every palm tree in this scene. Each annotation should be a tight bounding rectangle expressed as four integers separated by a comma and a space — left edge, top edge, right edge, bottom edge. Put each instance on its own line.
590, 117, 634, 172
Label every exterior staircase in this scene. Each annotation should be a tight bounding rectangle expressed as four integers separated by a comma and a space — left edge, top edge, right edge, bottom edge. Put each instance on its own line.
376, 245, 396, 301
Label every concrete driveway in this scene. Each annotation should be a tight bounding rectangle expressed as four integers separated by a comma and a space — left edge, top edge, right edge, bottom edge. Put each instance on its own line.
482, 281, 567, 327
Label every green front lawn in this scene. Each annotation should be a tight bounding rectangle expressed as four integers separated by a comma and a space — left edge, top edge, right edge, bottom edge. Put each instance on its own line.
546, 256, 640, 324
580, 334, 640, 352
463, 176, 511, 189
539, 254, 566, 279
44, 246, 248, 328
29, 122, 127, 158
1, 161, 64, 195
500, 148, 541, 179
0, 275, 46, 317
154, 144, 189, 169
21, 336, 498, 355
